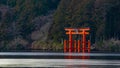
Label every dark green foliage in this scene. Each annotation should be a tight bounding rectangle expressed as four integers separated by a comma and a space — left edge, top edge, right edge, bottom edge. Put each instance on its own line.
0, 0, 7, 5
49, 0, 96, 42
0, 11, 1, 21
0, 0, 60, 51
0, 0, 120, 51
105, 4, 120, 39
8, 0, 60, 40
0, 11, 13, 41
49, 0, 120, 44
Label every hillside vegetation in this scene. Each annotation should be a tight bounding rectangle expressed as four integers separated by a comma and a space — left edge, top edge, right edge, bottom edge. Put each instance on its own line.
0, 0, 120, 52
0, 0, 60, 51
50, 0, 120, 43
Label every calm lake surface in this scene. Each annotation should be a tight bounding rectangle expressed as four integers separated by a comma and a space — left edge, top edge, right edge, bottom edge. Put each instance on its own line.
0, 52, 120, 68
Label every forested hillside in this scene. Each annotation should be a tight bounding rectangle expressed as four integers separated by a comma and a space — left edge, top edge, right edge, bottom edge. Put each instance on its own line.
0, 0, 60, 51
50, 0, 120, 42
0, 0, 120, 51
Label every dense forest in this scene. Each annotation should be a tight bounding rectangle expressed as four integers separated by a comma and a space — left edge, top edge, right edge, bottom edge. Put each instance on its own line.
0, 0, 120, 52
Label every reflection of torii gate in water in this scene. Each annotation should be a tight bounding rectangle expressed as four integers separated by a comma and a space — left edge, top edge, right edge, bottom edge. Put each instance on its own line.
64, 28, 91, 53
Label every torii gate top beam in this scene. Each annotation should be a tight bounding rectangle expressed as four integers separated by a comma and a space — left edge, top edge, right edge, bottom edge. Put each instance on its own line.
65, 28, 90, 35
65, 28, 90, 31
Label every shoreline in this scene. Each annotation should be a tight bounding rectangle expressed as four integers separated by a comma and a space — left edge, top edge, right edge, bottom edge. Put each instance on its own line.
0, 50, 120, 53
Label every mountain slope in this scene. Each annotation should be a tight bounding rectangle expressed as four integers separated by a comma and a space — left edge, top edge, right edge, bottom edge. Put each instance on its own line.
0, 0, 60, 51
49, 0, 120, 44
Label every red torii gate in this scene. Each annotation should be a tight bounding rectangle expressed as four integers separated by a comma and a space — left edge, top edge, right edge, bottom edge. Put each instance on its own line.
64, 28, 90, 53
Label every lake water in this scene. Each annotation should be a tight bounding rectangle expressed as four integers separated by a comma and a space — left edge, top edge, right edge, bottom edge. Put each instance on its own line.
0, 52, 120, 68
